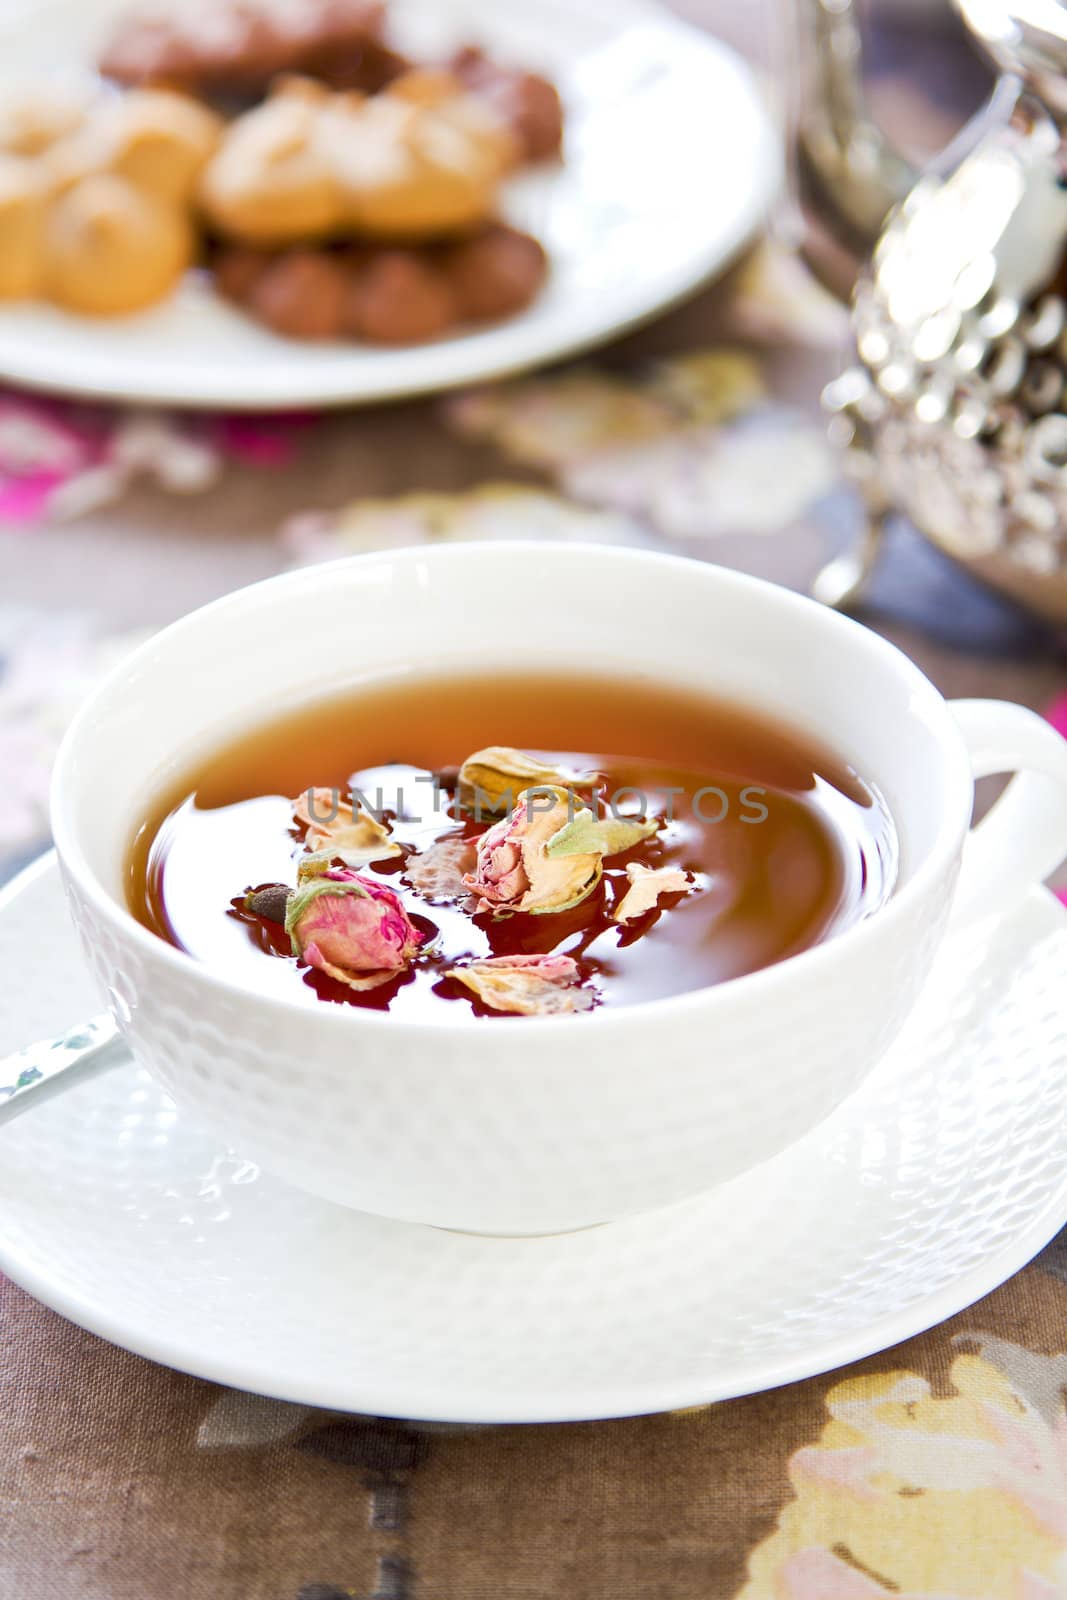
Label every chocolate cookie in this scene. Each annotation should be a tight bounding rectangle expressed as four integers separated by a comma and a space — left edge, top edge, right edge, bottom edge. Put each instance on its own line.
347, 250, 458, 343
100, 0, 388, 96
213, 223, 548, 344
449, 47, 563, 162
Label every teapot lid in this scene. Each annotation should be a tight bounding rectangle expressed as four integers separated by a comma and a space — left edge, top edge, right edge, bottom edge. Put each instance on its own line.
958, 0, 1067, 113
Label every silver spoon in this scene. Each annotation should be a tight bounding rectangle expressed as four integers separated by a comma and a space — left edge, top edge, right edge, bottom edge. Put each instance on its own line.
0, 1014, 127, 1128
0, 883, 295, 1127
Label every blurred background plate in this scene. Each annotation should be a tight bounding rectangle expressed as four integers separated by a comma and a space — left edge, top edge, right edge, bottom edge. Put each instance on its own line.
0, 0, 781, 410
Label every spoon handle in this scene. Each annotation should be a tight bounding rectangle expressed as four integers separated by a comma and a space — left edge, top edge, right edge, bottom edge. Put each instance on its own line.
0, 1014, 128, 1129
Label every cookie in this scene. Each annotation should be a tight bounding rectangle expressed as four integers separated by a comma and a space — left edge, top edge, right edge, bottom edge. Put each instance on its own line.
42, 173, 194, 314
99, 0, 387, 95
200, 72, 516, 245
48, 89, 223, 205
347, 250, 457, 342
0, 154, 49, 297
441, 223, 548, 321
449, 47, 563, 162
213, 243, 272, 301
197, 81, 340, 242
0, 80, 97, 158
294, 36, 411, 95
226, 242, 458, 342
247, 249, 350, 338
213, 222, 547, 343
329, 70, 518, 238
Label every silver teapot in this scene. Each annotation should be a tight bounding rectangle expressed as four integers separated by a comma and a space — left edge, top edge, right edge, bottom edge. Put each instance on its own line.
800, 0, 1067, 622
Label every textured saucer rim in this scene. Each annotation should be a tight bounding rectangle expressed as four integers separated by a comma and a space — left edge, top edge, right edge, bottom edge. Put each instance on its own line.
2, 852, 1067, 1423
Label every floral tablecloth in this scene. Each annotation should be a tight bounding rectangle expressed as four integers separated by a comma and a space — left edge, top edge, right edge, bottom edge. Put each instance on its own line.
4, 4, 1067, 1597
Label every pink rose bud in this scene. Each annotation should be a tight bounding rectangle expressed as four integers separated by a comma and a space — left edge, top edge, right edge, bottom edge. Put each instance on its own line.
285, 862, 423, 991
466, 805, 530, 911
464, 785, 601, 916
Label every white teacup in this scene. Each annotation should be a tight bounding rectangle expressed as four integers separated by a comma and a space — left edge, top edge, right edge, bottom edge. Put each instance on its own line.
51, 544, 1067, 1234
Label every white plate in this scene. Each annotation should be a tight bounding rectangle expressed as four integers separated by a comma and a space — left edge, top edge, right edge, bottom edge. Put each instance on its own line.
0, 0, 780, 409
3, 856, 1067, 1422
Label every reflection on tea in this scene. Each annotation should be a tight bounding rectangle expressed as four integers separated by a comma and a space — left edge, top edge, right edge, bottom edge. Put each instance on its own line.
127, 670, 898, 1018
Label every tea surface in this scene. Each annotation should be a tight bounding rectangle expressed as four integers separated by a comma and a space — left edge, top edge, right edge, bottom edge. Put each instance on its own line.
127, 671, 898, 1018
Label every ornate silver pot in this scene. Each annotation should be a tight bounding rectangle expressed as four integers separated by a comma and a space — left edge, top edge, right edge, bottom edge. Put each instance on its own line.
800, 0, 1067, 621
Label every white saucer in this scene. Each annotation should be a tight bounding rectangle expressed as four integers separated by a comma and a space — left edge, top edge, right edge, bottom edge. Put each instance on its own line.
3, 854, 1067, 1423
0, 0, 780, 409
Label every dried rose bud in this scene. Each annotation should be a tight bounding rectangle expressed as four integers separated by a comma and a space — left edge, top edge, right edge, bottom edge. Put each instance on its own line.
433, 764, 462, 792
285, 860, 423, 991
244, 883, 291, 924
451, 954, 595, 1015
457, 746, 571, 817
464, 785, 601, 916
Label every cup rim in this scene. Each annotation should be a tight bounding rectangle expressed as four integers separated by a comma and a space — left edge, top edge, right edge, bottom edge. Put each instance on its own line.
50, 542, 975, 1035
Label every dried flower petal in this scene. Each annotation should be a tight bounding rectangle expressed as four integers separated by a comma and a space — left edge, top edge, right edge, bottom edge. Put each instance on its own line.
458, 746, 570, 817
285, 861, 423, 991
464, 785, 601, 916
647, 413, 836, 542
451, 954, 595, 1015
647, 349, 764, 426
293, 786, 400, 866
403, 833, 476, 903
299, 954, 394, 992
613, 863, 692, 924
446, 371, 676, 468
547, 811, 658, 859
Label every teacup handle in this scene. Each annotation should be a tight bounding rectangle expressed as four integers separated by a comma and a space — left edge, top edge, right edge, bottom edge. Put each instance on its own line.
949, 699, 1067, 931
